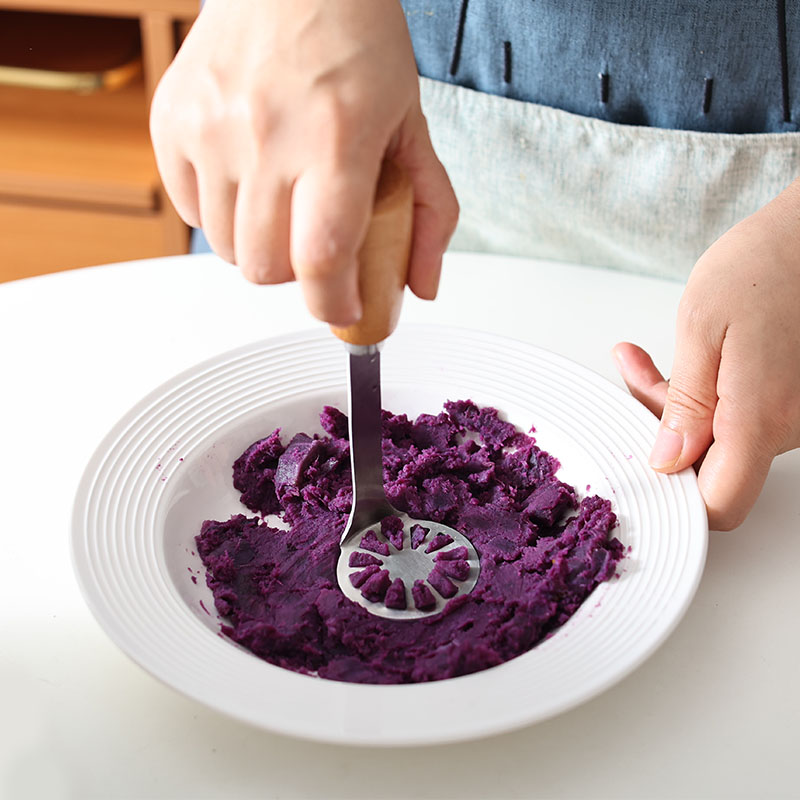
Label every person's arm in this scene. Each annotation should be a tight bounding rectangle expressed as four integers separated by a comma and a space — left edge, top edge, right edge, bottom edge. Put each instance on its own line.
149, 0, 458, 326
614, 177, 800, 530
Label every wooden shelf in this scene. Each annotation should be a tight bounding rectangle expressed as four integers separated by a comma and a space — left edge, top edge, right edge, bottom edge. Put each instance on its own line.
0, 0, 198, 18
0, 80, 157, 210
0, 1, 196, 282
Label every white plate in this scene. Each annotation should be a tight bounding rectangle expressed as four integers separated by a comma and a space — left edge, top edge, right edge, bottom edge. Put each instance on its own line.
71, 325, 707, 746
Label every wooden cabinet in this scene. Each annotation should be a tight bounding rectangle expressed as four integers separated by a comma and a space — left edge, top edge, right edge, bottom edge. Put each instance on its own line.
0, 0, 198, 282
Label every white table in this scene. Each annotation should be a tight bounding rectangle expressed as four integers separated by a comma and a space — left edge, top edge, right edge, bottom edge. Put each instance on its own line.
2, 253, 798, 800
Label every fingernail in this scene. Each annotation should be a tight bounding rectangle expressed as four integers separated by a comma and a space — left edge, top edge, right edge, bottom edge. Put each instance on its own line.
649, 426, 683, 469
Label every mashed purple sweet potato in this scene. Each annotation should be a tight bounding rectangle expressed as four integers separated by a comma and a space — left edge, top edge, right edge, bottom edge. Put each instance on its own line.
196, 400, 623, 684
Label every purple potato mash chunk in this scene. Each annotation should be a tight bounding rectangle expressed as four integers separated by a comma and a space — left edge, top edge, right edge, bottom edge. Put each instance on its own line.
425, 532, 454, 553
273, 433, 317, 494
349, 564, 380, 589
437, 558, 470, 581
361, 569, 392, 603
196, 401, 624, 685
435, 546, 469, 561
522, 481, 578, 526
232, 431, 285, 515
381, 516, 404, 550
410, 524, 428, 550
427, 566, 458, 598
384, 578, 407, 610
348, 551, 383, 568
320, 405, 349, 439
412, 579, 437, 611
359, 530, 390, 557
444, 399, 520, 450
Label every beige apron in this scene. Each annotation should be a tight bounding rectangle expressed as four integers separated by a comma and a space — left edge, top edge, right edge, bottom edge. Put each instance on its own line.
420, 77, 800, 282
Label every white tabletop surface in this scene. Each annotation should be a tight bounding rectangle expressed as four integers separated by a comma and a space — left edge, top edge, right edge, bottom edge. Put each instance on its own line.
1, 252, 798, 800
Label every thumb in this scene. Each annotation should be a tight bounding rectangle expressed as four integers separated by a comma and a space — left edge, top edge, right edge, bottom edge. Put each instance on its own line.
650, 323, 722, 473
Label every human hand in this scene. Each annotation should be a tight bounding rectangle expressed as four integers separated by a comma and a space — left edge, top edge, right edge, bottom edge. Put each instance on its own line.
612, 179, 800, 530
150, 0, 457, 326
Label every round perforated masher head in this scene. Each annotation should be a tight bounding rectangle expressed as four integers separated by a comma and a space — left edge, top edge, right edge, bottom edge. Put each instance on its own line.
337, 513, 480, 620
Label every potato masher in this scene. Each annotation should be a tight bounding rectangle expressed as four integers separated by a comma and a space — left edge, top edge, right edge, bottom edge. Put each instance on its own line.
330, 161, 479, 620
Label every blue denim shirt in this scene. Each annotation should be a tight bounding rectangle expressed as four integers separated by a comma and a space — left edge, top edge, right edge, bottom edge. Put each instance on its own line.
400, 0, 800, 132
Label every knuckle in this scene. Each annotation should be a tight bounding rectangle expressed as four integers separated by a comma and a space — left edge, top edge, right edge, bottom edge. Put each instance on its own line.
756, 403, 796, 454
188, 81, 239, 148
315, 89, 358, 129
248, 89, 279, 143
310, 93, 364, 158
148, 87, 168, 140
720, 389, 795, 455
665, 383, 716, 420
676, 291, 721, 345
295, 232, 353, 281
149, 75, 186, 146
152, 67, 209, 139
192, 106, 223, 150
